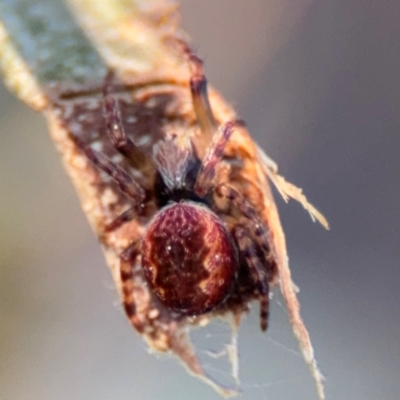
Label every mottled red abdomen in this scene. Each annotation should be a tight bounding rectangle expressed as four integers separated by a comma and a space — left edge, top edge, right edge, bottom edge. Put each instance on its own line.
141, 202, 237, 315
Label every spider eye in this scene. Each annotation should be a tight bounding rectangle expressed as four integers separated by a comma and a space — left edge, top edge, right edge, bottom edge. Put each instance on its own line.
141, 202, 237, 315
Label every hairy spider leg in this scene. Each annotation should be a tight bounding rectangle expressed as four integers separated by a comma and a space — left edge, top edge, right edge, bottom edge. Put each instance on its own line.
233, 225, 270, 331
216, 184, 273, 331
71, 135, 145, 204
120, 240, 144, 333
103, 70, 146, 168
215, 184, 274, 257
194, 120, 240, 196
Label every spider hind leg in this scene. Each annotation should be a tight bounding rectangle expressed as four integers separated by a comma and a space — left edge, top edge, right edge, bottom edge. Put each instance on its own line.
119, 240, 144, 333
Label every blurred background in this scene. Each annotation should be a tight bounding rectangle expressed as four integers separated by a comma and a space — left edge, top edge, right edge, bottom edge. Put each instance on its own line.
1, 1, 400, 399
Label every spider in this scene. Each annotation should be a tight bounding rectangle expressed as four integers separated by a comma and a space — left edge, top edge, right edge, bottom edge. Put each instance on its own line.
63, 40, 328, 400
70, 45, 275, 332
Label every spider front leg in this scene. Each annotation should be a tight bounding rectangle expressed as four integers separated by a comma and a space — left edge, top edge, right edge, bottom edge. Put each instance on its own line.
103, 71, 146, 168
233, 225, 270, 331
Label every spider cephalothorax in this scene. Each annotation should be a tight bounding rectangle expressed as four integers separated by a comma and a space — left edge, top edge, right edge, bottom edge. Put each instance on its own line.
70, 46, 274, 332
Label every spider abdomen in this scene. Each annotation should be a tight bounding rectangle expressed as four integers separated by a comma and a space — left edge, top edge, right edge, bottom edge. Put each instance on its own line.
141, 202, 237, 315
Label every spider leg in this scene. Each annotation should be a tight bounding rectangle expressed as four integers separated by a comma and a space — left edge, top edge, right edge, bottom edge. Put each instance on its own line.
216, 183, 277, 330
216, 184, 270, 251
71, 135, 145, 203
181, 44, 217, 143
194, 120, 241, 197
103, 196, 153, 234
103, 71, 146, 168
120, 240, 144, 332
233, 225, 270, 331
103, 206, 140, 233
